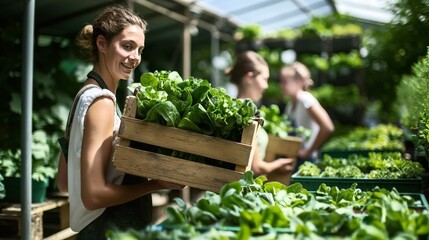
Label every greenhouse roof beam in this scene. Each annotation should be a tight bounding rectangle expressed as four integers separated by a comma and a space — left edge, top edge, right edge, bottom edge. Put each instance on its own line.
227, 0, 284, 16
134, 0, 234, 42
258, 1, 328, 26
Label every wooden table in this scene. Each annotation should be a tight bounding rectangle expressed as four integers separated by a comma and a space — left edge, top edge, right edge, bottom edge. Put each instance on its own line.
0, 198, 75, 240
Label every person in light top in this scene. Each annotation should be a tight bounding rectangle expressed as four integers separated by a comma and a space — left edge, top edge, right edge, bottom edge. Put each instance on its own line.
279, 61, 334, 169
56, 5, 183, 239
226, 50, 296, 177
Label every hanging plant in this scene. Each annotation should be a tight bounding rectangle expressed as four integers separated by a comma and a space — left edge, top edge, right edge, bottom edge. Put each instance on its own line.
267, 28, 300, 41
234, 24, 263, 40
329, 50, 363, 70
331, 23, 363, 37
300, 54, 329, 72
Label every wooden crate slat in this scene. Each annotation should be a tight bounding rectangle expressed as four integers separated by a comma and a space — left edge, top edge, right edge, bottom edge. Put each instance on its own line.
236, 120, 259, 172
265, 135, 302, 186
118, 116, 253, 166
265, 135, 302, 160
113, 145, 244, 193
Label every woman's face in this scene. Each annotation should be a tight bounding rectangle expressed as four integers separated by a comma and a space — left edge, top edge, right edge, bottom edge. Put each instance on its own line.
246, 64, 269, 102
279, 68, 302, 98
104, 25, 145, 80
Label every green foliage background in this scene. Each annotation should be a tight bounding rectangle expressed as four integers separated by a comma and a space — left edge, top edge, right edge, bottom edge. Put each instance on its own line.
363, 0, 429, 122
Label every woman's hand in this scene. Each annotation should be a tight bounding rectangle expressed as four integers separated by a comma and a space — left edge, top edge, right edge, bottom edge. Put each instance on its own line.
272, 158, 296, 173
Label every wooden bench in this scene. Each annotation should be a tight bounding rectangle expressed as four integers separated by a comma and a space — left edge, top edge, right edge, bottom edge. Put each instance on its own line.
0, 197, 75, 240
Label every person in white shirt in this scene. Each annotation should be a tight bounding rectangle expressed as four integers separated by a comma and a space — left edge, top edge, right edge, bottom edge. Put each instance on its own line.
56, 5, 183, 239
279, 62, 334, 169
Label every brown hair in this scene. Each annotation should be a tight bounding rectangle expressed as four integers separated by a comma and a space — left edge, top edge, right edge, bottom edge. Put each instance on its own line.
75, 5, 147, 62
226, 50, 268, 85
280, 61, 314, 90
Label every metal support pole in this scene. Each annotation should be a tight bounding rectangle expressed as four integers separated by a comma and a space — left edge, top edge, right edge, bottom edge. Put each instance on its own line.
21, 0, 35, 239
179, 10, 192, 204
182, 14, 191, 79
211, 29, 220, 87
127, 0, 135, 95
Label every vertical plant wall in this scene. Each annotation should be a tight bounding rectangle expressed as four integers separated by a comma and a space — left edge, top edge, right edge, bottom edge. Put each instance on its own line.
0, 20, 86, 180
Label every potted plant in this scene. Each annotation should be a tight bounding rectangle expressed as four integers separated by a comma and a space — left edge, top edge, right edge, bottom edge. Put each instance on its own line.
0, 130, 58, 203
263, 28, 298, 50
234, 24, 264, 52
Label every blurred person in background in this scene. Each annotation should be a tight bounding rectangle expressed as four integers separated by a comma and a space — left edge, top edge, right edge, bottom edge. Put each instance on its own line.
279, 61, 334, 171
56, 5, 183, 239
226, 50, 296, 177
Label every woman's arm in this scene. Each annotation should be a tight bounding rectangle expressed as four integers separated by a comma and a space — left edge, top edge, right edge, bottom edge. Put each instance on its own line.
300, 104, 334, 158
80, 97, 182, 210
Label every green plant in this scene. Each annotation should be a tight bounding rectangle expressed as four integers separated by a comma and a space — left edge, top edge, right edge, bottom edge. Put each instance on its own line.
299, 54, 329, 72
416, 112, 429, 151
329, 50, 363, 70
267, 28, 300, 40
299, 152, 425, 179
0, 130, 58, 182
257, 48, 282, 69
331, 23, 363, 37
322, 124, 405, 152
130, 70, 257, 142
107, 172, 429, 239
299, 14, 363, 39
259, 104, 311, 139
310, 84, 361, 107
397, 48, 429, 154
300, 17, 331, 38
234, 24, 262, 40
363, 0, 429, 122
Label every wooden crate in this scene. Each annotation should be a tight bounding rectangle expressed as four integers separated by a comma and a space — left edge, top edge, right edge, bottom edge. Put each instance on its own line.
112, 96, 260, 193
265, 135, 302, 186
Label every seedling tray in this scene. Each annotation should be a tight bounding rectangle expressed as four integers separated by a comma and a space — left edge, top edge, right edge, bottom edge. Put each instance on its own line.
320, 149, 404, 158
291, 174, 422, 193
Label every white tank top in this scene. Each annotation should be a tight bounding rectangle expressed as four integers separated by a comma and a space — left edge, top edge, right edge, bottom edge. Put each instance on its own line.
67, 87, 124, 232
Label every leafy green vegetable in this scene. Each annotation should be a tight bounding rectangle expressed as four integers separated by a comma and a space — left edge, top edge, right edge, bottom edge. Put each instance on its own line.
107, 171, 429, 239
297, 152, 425, 179
132, 70, 257, 142
259, 104, 311, 140
129, 71, 259, 168
322, 124, 405, 152
296, 161, 321, 177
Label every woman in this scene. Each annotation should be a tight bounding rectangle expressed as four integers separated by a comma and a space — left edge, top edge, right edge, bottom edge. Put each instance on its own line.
279, 61, 334, 168
226, 50, 296, 177
57, 5, 182, 239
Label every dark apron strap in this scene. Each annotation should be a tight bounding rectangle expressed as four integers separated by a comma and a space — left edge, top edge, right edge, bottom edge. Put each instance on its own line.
87, 71, 122, 117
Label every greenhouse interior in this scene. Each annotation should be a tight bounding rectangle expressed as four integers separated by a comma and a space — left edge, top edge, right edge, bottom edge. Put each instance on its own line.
1, 0, 429, 239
